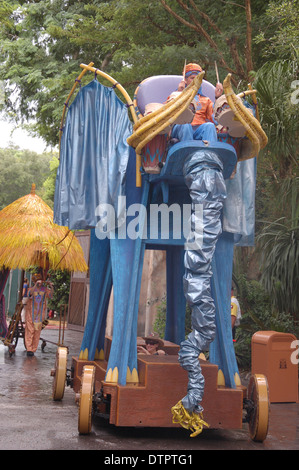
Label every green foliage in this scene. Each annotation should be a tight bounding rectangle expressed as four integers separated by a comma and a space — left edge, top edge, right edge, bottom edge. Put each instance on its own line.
253, 0, 299, 60
153, 297, 167, 339
234, 275, 299, 368
47, 269, 70, 313
0, 146, 52, 209
42, 154, 59, 208
0, 0, 120, 146
257, 178, 299, 317
153, 296, 191, 339
253, 59, 299, 176
0, 0, 281, 146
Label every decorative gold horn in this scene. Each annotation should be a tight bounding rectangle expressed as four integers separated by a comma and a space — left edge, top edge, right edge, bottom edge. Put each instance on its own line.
223, 73, 268, 160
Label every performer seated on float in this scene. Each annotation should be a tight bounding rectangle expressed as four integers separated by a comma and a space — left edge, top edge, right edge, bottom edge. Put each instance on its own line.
137, 333, 166, 356
171, 62, 223, 144
25, 274, 53, 357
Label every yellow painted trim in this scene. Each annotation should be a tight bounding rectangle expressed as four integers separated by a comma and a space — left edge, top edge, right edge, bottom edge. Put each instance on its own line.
131, 368, 139, 383
217, 369, 225, 386
234, 372, 241, 386
105, 368, 112, 382
126, 367, 132, 383
98, 348, 105, 360
94, 348, 105, 360
126, 367, 139, 384
105, 367, 119, 383
111, 367, 118, 383
79, 348, 88, 360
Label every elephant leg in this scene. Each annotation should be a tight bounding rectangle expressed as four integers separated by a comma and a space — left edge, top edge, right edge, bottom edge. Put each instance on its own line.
105, 179, 150, 385
79, 231, 112, 361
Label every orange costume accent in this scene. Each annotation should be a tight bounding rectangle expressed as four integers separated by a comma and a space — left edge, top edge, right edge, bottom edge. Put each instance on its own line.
25, 285, 52, 353
182, 62, 214, 127
191, 94, 214, 127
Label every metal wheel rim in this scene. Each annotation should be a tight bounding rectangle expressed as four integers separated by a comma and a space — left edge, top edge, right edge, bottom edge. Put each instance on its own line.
52, 346, 68, 401
248, 374, 269, 442
78, 365, 95, 435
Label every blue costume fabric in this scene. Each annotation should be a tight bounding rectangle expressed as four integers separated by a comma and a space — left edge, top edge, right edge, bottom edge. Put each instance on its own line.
171, 84, 217, 144
171, 121, 217, 144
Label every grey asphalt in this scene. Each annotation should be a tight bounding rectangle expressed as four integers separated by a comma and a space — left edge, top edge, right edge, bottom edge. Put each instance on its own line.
0, 326, 298, 453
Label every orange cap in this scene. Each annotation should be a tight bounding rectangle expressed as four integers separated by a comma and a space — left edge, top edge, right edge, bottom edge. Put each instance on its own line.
184, 63, 202, 75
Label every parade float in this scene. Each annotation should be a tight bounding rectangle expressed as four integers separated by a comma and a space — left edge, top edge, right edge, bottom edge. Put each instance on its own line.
51, 61, 269, 441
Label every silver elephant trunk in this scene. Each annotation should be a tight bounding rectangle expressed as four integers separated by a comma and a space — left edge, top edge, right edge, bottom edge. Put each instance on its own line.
179, 149, 227, 413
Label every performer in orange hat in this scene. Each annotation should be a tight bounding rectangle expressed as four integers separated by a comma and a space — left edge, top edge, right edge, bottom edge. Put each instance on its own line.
171, 62, 222, 143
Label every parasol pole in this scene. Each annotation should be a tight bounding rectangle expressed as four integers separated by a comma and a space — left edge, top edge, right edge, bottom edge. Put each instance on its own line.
18, 270, 25, 303
183, 59, 186, 81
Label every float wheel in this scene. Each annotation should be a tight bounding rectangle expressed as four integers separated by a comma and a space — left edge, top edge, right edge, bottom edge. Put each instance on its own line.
52, 346, 68, 401
247, 374, 269, 442
78, 365, 95, 435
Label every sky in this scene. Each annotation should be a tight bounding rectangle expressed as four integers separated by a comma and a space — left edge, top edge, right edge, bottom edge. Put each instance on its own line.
0, 118, 52, 154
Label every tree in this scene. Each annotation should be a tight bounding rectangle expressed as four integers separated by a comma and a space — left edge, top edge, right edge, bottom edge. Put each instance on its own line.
0, 0, 274, 146
47, 269, 71, 314
253, 59, 298, 179
257, 178, 299, 318
253, 0, 299, 61
42, 154, 59, 208
0, 0, 119, 146
0, 146, 52, 209
160, 0, 261, 83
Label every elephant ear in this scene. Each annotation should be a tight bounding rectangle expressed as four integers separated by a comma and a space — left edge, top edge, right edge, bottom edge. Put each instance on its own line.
54, 79, 132, 231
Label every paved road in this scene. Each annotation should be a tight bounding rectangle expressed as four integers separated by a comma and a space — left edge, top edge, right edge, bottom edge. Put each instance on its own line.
0, 327, 298, 453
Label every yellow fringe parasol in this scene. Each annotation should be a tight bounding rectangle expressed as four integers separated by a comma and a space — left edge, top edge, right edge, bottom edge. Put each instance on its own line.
0, 184, 88, 273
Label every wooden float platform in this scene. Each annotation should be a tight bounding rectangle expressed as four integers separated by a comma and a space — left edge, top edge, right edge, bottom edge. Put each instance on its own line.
71, 337, 244, 430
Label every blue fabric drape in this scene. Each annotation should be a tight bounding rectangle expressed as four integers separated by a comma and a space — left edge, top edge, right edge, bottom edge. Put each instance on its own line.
222, 158, 257, 246
54, 79, 133, 230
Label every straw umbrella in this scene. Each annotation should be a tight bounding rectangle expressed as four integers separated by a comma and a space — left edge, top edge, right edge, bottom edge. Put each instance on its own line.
0, 184, 88, 278
0, 184, 88, 363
